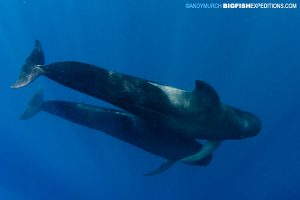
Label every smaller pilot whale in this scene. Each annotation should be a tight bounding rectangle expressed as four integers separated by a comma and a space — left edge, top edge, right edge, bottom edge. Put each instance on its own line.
11, 41, 261, 142
21, 89, 217, 175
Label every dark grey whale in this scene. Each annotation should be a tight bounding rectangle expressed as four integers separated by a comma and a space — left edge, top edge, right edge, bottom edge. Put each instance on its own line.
11, 41, 261, 142
21, 90, 213, 175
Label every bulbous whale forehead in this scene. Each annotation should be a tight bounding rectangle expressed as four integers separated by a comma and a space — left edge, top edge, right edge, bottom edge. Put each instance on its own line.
238, 111, 261, 137
221, 105, 261, 139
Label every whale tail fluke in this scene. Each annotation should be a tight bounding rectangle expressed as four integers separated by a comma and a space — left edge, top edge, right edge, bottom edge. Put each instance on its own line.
20, 88, 44, 120
10, 40, 45, 89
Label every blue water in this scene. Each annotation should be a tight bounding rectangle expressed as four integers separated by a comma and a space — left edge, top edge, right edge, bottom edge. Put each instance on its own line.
1, 0, 299, 199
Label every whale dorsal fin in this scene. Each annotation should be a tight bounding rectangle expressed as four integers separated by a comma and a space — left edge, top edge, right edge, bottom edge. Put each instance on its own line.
193, 80, 220, 109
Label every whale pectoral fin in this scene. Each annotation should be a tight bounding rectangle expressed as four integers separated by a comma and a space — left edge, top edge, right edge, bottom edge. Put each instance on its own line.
144, 140, 222, 176
180, 140, 222, 164
11, 40, 45, 89
144, 160, 176, 176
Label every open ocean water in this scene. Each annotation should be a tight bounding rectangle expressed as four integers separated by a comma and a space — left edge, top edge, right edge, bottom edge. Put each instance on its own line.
0, 0, 299, 199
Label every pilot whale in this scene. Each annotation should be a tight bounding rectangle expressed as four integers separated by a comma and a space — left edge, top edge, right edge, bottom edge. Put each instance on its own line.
21, 90, 215, 175
11, 40, 261, 142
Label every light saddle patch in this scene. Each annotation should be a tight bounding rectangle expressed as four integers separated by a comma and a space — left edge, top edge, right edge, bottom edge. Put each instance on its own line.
149, 82, 191, 108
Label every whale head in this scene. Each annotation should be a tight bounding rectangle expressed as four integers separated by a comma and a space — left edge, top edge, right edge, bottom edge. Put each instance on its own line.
235, 111, 261, 138
221, 105, 261, 139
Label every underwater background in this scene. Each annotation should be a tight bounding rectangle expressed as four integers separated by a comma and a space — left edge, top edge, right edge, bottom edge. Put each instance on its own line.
0, 0, 299, 199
